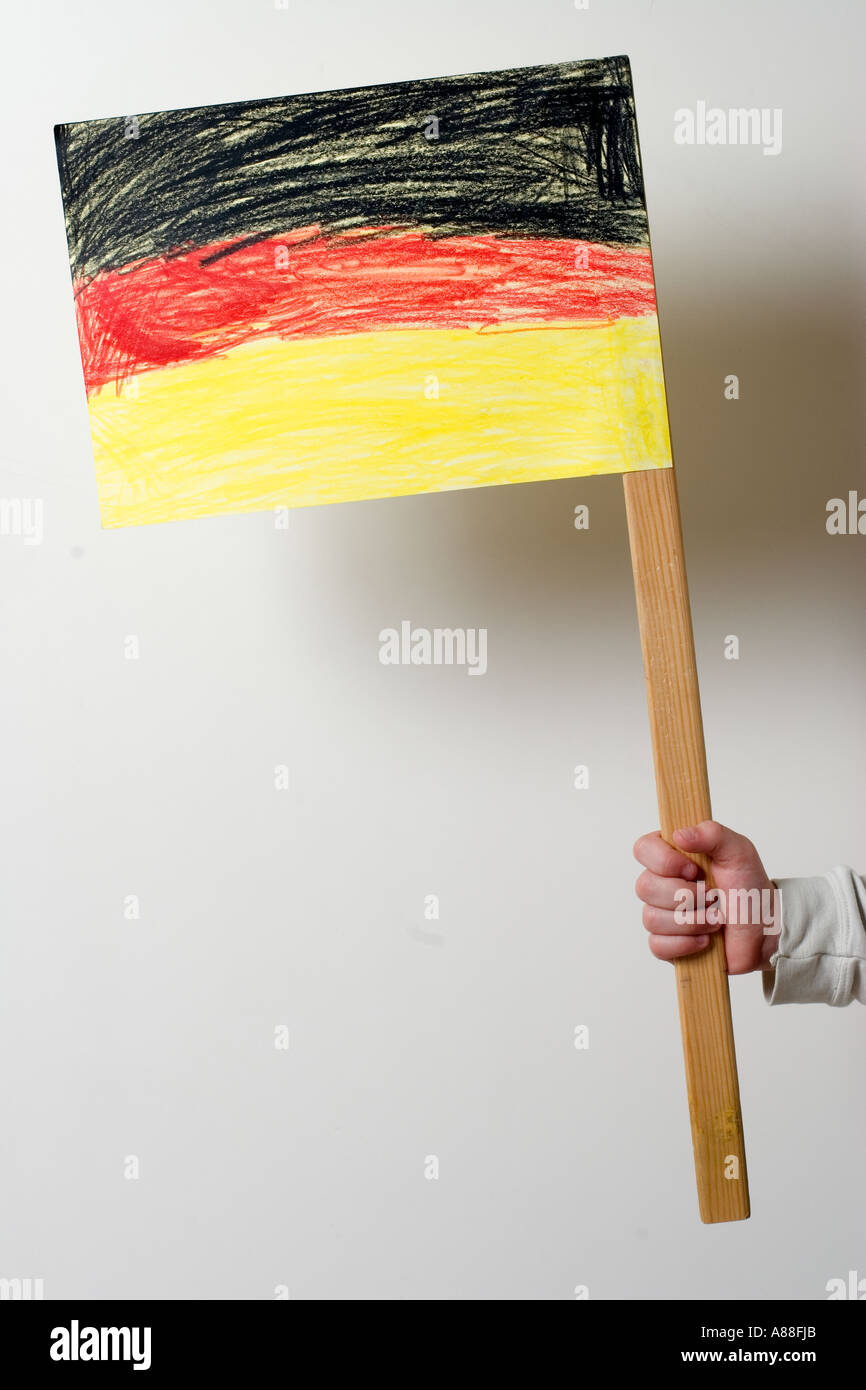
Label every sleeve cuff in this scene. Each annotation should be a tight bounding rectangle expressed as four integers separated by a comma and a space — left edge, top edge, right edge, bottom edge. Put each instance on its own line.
762, 868, 866, 1007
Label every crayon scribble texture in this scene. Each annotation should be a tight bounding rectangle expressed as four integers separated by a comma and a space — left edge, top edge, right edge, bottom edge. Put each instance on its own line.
54, 56, 673, 527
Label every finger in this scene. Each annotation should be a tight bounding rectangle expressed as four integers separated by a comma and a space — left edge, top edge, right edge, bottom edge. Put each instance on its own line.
633, 831, 700, 880
648, 932, 710, 961
635, 869, 705, 911
672, 820, 763, 875
642, 904, 721, 936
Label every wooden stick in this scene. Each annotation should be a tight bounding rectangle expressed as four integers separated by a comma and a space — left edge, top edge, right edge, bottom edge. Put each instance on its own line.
623, 466, 750, 1224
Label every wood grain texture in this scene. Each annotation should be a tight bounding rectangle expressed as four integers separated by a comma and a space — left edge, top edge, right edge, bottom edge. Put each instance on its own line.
623, 466, 750, 1224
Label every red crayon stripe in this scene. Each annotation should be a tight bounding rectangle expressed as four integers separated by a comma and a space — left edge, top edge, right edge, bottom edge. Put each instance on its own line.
74, 226, 658, 394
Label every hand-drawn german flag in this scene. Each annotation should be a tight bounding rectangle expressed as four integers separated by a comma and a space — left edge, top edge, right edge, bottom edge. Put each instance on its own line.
54, 56, 672, 528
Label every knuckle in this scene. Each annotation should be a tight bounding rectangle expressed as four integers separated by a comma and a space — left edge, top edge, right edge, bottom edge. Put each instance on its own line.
634, 869, 652, 900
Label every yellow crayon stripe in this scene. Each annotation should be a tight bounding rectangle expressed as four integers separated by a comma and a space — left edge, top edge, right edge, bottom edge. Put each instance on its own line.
87, 316, 672, 527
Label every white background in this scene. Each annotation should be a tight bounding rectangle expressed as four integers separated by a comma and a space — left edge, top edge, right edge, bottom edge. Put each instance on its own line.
1, 0, 863, 1298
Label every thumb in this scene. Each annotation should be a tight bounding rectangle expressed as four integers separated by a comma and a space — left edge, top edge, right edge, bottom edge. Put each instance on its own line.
671, 820, 769, 886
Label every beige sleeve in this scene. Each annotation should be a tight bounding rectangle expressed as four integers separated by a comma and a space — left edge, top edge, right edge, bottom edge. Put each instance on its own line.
762, 867, 866, 1006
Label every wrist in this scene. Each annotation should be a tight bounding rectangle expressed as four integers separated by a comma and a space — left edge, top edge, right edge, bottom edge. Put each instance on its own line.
759, 881, 782, 967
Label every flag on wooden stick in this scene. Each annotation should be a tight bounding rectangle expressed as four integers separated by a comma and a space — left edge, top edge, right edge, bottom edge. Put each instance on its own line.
55, 58, 749, 1226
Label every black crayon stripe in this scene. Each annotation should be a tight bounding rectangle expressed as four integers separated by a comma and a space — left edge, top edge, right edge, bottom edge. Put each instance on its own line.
55, 55, 648, 280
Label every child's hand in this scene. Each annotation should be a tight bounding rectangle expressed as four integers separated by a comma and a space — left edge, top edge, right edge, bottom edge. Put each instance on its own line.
633, 821, 779, 975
